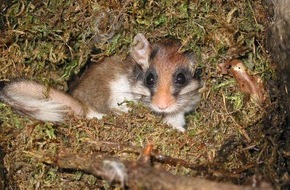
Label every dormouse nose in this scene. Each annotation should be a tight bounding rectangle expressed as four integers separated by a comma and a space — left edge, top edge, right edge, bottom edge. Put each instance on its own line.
152, 90, 175, 111
156, 98, 170, 110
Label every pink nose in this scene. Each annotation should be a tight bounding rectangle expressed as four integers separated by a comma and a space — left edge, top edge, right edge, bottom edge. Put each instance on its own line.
152, 86, 175, 111
156, 100, 169, 110
153, 93, 174, 111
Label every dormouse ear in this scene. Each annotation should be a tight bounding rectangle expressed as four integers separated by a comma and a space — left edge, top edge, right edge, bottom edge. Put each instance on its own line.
130, 33, 151, 69
183, 50, 196, 70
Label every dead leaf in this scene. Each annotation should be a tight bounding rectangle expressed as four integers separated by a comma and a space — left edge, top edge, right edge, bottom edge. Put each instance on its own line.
218, 59, 267, 103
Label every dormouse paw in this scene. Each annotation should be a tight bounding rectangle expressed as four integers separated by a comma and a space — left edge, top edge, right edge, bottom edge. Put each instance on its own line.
163, 113, 186, 132
86, 108, 105, 119
170, 124, 186, 132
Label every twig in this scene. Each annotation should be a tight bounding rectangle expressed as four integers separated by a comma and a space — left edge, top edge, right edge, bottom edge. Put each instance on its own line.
25, 149, 273, 190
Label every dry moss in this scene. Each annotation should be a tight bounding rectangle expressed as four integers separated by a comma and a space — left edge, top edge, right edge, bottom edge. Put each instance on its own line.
0, 0, 288, 189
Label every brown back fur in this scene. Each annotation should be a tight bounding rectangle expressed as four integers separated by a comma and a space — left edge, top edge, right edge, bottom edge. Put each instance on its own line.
70, 56, 134, 114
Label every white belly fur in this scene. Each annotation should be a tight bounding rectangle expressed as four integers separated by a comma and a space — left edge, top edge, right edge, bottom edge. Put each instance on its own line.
108, 75, 135, 112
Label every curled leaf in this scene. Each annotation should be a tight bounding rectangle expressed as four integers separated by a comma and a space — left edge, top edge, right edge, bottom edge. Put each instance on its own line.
218, 59, 267, 103
139, 143, 154, 164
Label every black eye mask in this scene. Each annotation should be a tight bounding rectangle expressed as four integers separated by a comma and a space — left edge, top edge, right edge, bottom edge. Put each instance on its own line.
144, 68, 158, 89
172, 67, 194, 96
173, 68, 192, 86
193, 67, 203, 80
133, 64, 144, 81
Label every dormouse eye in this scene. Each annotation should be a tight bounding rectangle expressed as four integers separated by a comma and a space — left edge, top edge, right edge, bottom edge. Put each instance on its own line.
175, 73, 187, 86
145, 72, 155, 87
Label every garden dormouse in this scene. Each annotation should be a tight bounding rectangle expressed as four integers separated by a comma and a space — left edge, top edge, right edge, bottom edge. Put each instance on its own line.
0, 33, 202, 132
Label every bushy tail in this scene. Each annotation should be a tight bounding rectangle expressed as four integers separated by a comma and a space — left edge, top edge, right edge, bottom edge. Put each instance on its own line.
0, 80, 85, 122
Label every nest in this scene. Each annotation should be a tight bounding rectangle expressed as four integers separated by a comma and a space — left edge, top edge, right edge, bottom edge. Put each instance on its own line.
0, 0, 288, 189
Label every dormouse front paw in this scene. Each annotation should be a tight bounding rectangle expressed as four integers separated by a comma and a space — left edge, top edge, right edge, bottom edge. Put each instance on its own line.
163, 113, 186, 132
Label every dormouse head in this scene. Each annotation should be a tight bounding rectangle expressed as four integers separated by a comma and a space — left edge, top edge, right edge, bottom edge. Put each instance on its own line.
130, 33, 202, 114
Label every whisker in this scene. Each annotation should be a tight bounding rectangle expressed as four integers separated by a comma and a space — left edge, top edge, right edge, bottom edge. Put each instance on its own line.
132, 92, 150, 96
109, 89, 150, 98
109, 90, 133, 94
